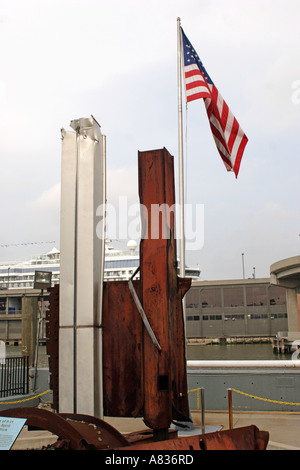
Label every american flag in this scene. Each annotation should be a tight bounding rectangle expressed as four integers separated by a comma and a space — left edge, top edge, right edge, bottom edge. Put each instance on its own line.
181, 27, 248, 178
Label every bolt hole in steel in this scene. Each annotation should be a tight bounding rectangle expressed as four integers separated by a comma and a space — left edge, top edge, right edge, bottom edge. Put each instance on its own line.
158, 375, 169, 391
199, 439, 206, 450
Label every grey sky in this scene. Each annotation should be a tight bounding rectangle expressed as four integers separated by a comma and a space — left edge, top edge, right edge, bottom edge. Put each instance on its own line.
0, 0, 299, 280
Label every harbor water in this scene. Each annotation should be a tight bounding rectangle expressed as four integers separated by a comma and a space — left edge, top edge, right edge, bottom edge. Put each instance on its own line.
4, 342, 293, 366
187, 342, 292, 361
4, 342, 300, 413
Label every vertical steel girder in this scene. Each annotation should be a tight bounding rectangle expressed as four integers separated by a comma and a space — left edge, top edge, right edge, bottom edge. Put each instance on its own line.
102, 148, 191, 430
46, 284, 59, 412
138, 148, 191, 431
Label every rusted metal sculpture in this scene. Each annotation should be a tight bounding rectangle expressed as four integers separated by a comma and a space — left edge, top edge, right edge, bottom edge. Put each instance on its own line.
0, 148, 269, 450
102, 148, 191, 440
116, 424, 269, 451
0, 407, 269, 450
138, 148, 191, 434
0, 406, 129, 450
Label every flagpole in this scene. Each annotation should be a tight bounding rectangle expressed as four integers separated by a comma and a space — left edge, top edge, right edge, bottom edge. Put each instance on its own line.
177, 22, 194, 431
177, 17, 185, 279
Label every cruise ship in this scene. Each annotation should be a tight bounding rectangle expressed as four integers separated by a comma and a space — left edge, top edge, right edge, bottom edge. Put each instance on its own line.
0, 241, 200, 289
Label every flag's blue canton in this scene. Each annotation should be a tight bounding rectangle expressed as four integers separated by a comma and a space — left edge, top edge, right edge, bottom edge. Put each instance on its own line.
181, 29, 213, 85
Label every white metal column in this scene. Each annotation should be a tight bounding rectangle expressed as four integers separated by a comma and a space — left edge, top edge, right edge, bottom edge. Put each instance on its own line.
59, 116, 106, 417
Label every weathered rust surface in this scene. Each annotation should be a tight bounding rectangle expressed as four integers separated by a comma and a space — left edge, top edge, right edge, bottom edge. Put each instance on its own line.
138, 148, 191, 430
0, 407, 129, 450
116, 425, 269, 451
102, 148, 191, 429
102, 280, 143, 417
200, 425, 269, 450
46, 284, 59, 412
124, 428, 178, 446
0, 407, 269, 450
59, 412, 130, 449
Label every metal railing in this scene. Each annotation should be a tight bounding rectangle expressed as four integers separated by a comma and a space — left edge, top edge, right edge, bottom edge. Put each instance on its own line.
188, 387, 205, 434
0, 356, 29, 398
187, 359, 300, 368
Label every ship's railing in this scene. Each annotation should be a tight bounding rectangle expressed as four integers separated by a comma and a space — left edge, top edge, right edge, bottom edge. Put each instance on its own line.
187, 360, 300, 368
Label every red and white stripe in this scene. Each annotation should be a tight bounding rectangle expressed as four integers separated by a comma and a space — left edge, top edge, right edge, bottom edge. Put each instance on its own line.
183, 65, 248, 178
184, 64, 211, 102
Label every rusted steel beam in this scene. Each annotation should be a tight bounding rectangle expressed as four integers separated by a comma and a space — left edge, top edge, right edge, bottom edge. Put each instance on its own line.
59, 413, 130, 449
124, 428, 178, 446
0, 407, 88, 450
102, 148, 191, 429
116, 425, 269, 451
102, 280, 144, 417
138, 148, 191, 432
46, 284, 59, 412
0, 407, 130, 450
199, 425, 269, 450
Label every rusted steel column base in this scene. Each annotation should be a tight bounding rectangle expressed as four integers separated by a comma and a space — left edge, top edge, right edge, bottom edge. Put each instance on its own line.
153, 428, 169, 442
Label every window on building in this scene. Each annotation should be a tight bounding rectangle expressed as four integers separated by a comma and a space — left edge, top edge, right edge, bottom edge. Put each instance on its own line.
186, 289, 199, 308
248, 313, 268, 319
224, 314, 244, 320
202, 314, 222, 320
246, 286, 267, 306
271, 313, 287, 319
200, 288, 221, 308
8, 298, 21, 314
223, 287, 244, 307
269, 285, 286, 305
0, 299, 6, 313
187, 315, 200, 321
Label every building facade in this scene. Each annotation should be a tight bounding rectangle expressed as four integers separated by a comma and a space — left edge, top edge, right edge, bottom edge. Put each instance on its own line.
0, 278, 289, 344
185, 278, 288, 339
0, 289, 49, 344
